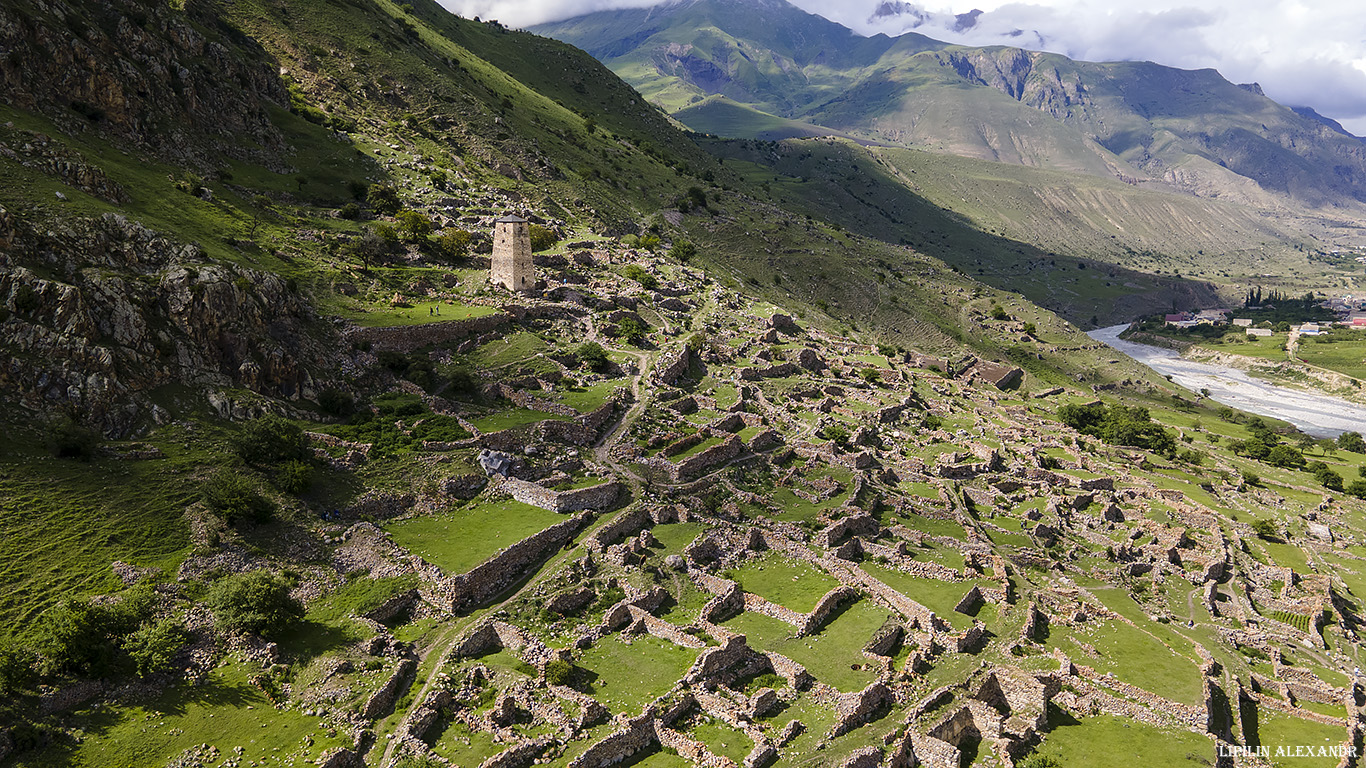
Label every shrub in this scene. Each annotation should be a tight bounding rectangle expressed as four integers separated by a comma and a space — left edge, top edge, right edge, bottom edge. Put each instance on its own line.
1348, 480, 1366, 499
616, 316, 648, 344
232, 415, 307, 464
990, 304, 1009, 320
339, 202, 361, 220
367, 184, 401, 215
638, 234, 661, 252
621, 264, 657, 289
544, 659, 573, 686
201, 470, 275, 525
13, 284, 39, 313
437, 229, 472, 263
275, 460, 313, 495
395, 209, 433, 242
1057, 402, 1175, 455
1250, 519, 1277, 539
318, 388, 355, 417
0, 640, 36, 694
576, 341, 609, 372
47, 417, 100, 460
36, 587, 153, 676
1314, 464, 1344, 492
669, 240, 696, 263
123, 620, 189, 678
206, 571, 303, 638
528, 223, 559, 252
1266, 444, 1305, 469
820, 424, 850, 446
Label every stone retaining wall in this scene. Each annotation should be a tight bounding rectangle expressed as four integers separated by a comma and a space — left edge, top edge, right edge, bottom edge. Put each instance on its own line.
497, 477, 622, 513
675, 434, 744, 482
567, 715, 657, 768
823, 558, 945, 631
830, 682, 893, 738
421, 513, 591, 612
587, 507, 655, 551
657, 725, 738, 768
346, 312, 510, 353
362, 658, 416, 720
800, 586, 859, 636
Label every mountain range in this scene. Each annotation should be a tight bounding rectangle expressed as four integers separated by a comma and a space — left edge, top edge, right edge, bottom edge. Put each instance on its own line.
534, 0, 1366, 211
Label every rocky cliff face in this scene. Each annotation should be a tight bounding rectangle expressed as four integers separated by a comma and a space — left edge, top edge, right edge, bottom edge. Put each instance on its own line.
0, 205, 338, 437
0, 0, 290, 169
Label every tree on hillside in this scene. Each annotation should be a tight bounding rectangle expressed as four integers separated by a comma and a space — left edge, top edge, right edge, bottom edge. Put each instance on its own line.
529, 223, 559, 252
395, 209, 433, 243
348, 226, 390, 272
1339, 431, 1366, 453
367, 184, 401, 216
437, 229, 473, 263
576, 341, 609, 372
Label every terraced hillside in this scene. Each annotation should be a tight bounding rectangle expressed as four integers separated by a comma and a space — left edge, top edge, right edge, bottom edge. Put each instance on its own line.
3, 0, 1366, 766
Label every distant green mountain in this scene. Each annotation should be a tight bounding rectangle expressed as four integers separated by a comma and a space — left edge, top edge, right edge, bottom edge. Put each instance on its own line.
534, 0, 1366, 210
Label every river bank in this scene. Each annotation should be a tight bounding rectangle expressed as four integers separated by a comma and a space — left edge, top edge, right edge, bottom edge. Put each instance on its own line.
1088, 324, 1366, 438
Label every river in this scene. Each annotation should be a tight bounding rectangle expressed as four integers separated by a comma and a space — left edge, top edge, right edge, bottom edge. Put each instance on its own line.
1087, 324, 1366, 438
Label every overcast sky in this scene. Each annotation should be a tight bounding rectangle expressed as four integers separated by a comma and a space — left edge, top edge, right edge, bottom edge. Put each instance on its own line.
440, 0, 1366, 136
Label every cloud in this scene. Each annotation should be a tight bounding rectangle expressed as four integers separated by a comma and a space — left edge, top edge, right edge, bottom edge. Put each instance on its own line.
821, 0, 1366, 135
438, 0, 1366, 134
437, 0, 661, 27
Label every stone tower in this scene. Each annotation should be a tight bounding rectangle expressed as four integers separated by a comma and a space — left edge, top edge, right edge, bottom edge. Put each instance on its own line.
490, 215, 534, 293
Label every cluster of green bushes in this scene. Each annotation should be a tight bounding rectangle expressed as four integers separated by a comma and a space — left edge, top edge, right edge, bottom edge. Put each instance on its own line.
376, 349, 475, 394
1227, 421, 1366, 494
0, 584, 189, 696
201, 415, 321, 524
0, 569, 305, 700
324, 392, 470, 455
1057, 401, 1176, 455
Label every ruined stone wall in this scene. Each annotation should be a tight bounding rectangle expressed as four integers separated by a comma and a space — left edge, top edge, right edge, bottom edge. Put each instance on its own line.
656, 725, 738, 768
818, 514, 880, 548
422, 513, 590, 612
498, 477, 622, 513
587, 507, 654, 551
675, 434, 744, 482
566, 715, 658, 768
823, 558, 944, 631
800, 586, 860, 636
628, 607, 707, 649
743, 593, 805, 629
654, 345, 693, 386
362, 659, 416, 720
764, 652, 814, 690
685, 636, 755, 684
346, 312, 510, 353
479, 737, 554, 768
830, 682, 893, 738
